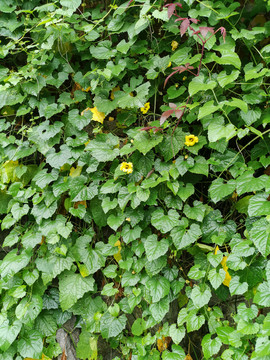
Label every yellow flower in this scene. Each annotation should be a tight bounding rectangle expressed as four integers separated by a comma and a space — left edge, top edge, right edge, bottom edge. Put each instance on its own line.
108, 116, 114, 122
171, 40, 178, 51
167, 62, 172, 67
126, 217, 131, 221
120, 162, 133, 174
140, 102, 150, 114
184, 134, 199, 147
183, 76, 187, 81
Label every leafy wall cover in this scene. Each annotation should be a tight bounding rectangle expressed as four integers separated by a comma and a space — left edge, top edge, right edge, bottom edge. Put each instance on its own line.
0, 0, 270, 359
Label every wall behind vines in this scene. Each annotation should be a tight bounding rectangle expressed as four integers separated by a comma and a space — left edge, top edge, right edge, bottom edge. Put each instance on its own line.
0, 0, 270, 359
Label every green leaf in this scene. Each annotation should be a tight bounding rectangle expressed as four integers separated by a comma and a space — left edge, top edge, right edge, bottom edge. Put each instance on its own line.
217, 70, 240, 88
101, 197, 118, 213
212, 52, 241, 69
189, 75, 217, 96
177, 182, 194, 201
186, 310, 205, 332
158, 128, 185, 161
17, 330, 43, 359
183, 201, 207, 222
107, 213, 125, 231
226, 97, 248, 113
144, 234, 169, 261
146, 276, 170, 302
209, 178, 235, 203
0, 318, 22, 352
0, 249, 31, 279
16, 294, 43, 324
249, 218, 270, 257
133, 131, 163, 155
35, 313, 58, 337
254, 282, 270, 307
151, 209, 180, 233
169, 324, 185, 345
191, 285, 211, 309
248, 193, 270, 217
175, 156, 194, 176
32, 168, 59, 189
72, 236, 106, 275
202, 334, 222, 360
59, 271, 95, 311
208, 120, 236, 142
149, 296, 170, 322
236, 171, 268, 196
240, 108, 261, 126
101, 283, 119, 296
198, 100, 220, 119
100, 313, 126, 339
188, 265, 206, 280
171, 223, 201, 250
76, 330, 98, 360
10, 203, 29, 221
86, 133, 120, 162
122, 224, 142, 244
208, 268, 226, 289
132, 318, 146, 336
237, 319, 260, 335
229, 276, 248, 296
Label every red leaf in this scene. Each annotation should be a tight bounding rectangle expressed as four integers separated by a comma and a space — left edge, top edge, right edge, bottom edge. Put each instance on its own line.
165, 3, 176, 19
190, 18, 199, 24
169, 103, 177, 109
176, 2, 183, 8
220, 27, 226, 43
175, 17, 187, 22
180, 18, 190, 37
175, 109, 184, 119
199, 26, 214, 38
126, 0, 134, 8
160, 110, 174, 125
164, 69, 179, 88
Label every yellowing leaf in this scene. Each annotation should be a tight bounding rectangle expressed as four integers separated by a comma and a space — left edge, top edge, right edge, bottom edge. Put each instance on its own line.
78, 263, 90, 278
69, 166, 83, 177
24, 354, 52, 360
114, 240, 122, 262
157, 336, 171, 352
74, 200, 87, 209
221, 256, 231, 287
185, 355, 193, 360
90, 107, 105, 124
1, 160, 19, 183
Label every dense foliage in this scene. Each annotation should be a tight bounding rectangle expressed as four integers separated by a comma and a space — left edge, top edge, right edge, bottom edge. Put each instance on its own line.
0, 0, 270, 359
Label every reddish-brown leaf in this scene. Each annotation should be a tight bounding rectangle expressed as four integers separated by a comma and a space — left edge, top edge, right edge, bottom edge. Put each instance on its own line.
160, 110, 174, 125
169, 103, 177, 109
220, 26, 226, 43
199, 26, 214, 38
165, 3, 176, 19
180, 18, 190, 36
176, 2, 183, 8
175, 109, 184, 119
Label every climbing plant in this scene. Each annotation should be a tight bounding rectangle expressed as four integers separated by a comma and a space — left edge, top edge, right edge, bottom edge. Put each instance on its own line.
0, 0, 270, 359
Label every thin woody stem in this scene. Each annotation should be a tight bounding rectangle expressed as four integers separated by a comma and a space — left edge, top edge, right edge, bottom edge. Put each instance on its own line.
197, 41, 205, 75
172, 95, 191, 135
